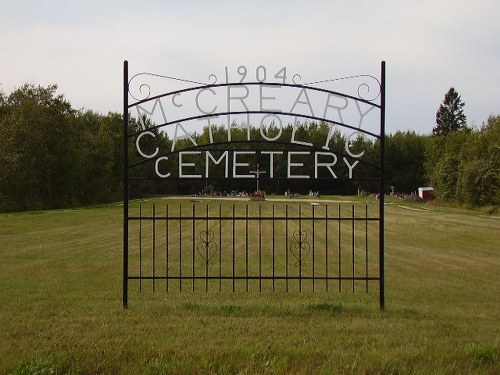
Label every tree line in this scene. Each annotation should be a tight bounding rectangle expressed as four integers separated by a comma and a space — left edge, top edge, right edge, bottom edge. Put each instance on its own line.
0, 84, 498, 212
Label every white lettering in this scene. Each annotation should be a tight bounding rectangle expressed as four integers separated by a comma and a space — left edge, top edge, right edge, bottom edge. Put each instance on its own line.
135, 98, 167, 130
136, 131, 159, 159
155, 156, 170, 178
130, 66, 382, 182
233, 151, 255, 178
260, 114, 283, 141
343, 157, 359, 179
274, 67, 287, 84
171, 123, 198, 152
227, 85, 250, 141
290, 88, 314, 117
147, 151, 360, 179
355, 100, 375, 128
262, 151, 283, 178
195, 88, 217, 114
259, 84, 282, 112
206, 151, 229, 178
172, 93, 182, 108
288, 151, 310, 179
323, 93, 348, 123
228, 117, 251, 141
345, 131, 366, 158
198, 116, 219, 144
179, 151, 202, 178
256, 66, 267, 82
322, 124, 337, 151
291, 119, 313, 147
315, 152, 338, 178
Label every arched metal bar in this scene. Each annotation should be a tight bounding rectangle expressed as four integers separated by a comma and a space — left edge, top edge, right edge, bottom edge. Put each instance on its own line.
128, 110, 381, 140
128, 80, 382, 109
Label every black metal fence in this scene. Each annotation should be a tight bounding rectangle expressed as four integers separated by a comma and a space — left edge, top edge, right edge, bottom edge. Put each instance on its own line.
127, 201, 380, 295
123, 61, 386, 308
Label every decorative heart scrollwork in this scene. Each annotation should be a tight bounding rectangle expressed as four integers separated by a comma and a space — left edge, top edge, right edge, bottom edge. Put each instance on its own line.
289, 230, 310, 266
197, 230, 217, 267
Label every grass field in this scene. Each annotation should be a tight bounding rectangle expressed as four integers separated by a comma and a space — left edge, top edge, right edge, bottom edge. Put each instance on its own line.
0, 196, 498, 374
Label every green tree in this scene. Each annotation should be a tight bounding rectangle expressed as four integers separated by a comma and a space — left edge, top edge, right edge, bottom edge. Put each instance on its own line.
0, 84, 78, 210
72, 110, 124, 204
385, 131, 430, 193
433, 87, 467, 136
0, 84, 132, 211
426, 115, 499, 207
456, 115, 499, 206
425, 130, 469, 202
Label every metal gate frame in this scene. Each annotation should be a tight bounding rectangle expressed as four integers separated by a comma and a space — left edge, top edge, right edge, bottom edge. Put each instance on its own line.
122, 61, 386, 308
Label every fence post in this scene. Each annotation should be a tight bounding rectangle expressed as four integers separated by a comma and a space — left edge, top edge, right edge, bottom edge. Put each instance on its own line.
379, 60, 386, 310
123, 60, 129, 309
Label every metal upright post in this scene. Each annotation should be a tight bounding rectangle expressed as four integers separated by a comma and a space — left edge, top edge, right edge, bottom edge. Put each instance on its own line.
123, 60, 129, 309
379, 61, 386, 310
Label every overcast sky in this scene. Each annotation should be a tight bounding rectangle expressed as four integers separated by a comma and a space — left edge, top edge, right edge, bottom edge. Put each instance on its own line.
1, 0, 498, 134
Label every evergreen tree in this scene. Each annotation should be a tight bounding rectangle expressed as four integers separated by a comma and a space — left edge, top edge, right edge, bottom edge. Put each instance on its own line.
433, 87, 467, 136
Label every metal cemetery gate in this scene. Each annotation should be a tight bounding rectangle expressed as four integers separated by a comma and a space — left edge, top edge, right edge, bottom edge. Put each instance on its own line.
123, 62, 386, 308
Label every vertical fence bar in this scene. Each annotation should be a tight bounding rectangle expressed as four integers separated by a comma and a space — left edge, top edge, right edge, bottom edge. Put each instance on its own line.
272, 204, 275, 292
192, 204, 195, 292
285, 204, 289, 292
139, 204, 142, 292
245, 204, 249, 292
219, 204, 222, 292
166, 204, 169, 292
312, 204, 316, 292
232, 205, 235, 292
152, 204, 156, 292
379, 60, 386, 309
259, 205, 262, 292
352, 205, 355, 293
299, 205, 302, 293
205, 204, 209, 292
338, 204, 341, 292
122, 60, 129, 309
179, 204, 182, 292
365, 204, 369, 293
325, 205, 329, 292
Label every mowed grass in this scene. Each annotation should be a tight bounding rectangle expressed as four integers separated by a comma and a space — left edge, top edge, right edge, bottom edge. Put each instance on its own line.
0, 197, 498, 374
